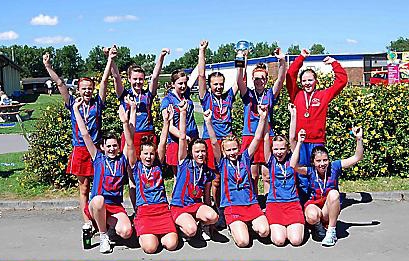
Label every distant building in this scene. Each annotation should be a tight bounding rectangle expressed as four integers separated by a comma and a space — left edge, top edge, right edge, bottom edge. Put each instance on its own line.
0, 53, 22, 96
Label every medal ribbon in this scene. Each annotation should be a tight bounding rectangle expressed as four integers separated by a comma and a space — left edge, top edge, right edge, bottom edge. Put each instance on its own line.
82, 103, 90, 124
229, 160, 242, 187
315, 169, 327, 197
303, 90, 315, 113
254, 89, 265, 105
213, 95, 226, 117
105, 159, 118, 176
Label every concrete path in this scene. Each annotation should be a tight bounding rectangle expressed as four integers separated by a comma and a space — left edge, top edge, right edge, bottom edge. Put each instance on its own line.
0, 197, 408, 261
0, 134, 29, 154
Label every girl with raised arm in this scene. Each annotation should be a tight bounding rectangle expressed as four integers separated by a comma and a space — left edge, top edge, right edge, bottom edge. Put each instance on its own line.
73, 99, 133, 253
204, 105, 270, 248
295, 126, 364, 246
236, 48, 287, 196
170, 100, 218, 241
43, 48, 113, 232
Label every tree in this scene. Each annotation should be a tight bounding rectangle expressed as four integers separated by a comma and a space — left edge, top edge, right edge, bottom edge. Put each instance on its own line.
53, 45, 84, 79
310, 43, 326, 54
387, 37, 409, 52
85, 46, 106, 75
212, 43, 235, 63
114, 46, 133, 73
287, 44, 301, 55
133, 53, 156, 75
250, 41, 279, 58
164, 47, 212, 73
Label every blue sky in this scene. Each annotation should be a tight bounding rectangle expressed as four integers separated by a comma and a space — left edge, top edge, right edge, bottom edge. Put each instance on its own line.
0, 0, 408, 64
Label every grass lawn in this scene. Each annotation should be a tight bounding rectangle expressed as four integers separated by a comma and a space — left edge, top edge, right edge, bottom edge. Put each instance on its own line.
194, 111, 204, 126
0, 94, 63, 134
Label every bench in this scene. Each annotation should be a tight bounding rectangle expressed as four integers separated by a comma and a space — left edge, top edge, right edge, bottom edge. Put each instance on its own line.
0, 111, 20, 122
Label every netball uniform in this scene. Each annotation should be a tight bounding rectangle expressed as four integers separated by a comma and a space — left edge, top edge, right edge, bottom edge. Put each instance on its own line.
304, 160, 342, 209
161, 90, 199, 166
84, 151, 128, 220
170, 158, 215, 220
132, 161, 176, 236
265, 155, 304, 226
66, 94, 104, 176
240, 88, 278, 164
118, 88, 157, 156
286, 55, 347, 203
218, 150, 264, 225
201, 88, 235, 170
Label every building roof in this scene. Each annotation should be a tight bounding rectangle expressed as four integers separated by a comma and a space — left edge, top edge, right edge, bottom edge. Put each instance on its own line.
0, 53, 23, 72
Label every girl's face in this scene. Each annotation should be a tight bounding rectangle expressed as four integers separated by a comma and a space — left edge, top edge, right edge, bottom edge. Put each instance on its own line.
191, 143, 207, 165
253, 71, 267, 92
172, 76, 188, 96
128, 71, 145, 91
77, 80, 94, 103
140, 145, 156, 167
102, 138, 119, 159
272, 140, 288, 162
222, 140, 240, 162
210, 76, 225, 97
313, 152, 329, 175
301, 71, 317, 93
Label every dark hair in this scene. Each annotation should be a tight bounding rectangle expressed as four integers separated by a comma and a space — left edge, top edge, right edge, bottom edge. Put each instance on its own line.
188, 138, 208, 158
300, 68, 317, 81
127, 64, 146, 78
310, 145, 329, 164
207, 72, 225, 87
252, 63, 268, 77
78, 77, 95, 88
139, 136, 157, 153
102, 132, 119, 145
170, 69, 188, 84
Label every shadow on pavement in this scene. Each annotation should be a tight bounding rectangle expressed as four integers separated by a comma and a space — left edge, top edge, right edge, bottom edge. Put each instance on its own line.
337, 220, 381, 239
340, 192, 373, 210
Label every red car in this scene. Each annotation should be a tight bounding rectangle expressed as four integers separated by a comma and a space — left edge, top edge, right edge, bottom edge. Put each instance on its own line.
370, 71, 409, 85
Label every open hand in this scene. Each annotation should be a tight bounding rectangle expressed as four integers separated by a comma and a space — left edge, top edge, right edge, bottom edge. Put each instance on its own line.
298, 129, 306, 142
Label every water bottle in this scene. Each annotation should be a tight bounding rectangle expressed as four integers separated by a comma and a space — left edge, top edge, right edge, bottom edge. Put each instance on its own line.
82, 226, 92, 249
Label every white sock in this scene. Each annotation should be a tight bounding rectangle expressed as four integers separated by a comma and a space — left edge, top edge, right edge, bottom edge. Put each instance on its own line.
327, 226, 336, 233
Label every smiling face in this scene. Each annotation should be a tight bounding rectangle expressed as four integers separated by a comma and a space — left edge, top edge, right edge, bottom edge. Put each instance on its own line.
210, 75, 225, 97
253, 71, 267, 92
128, 71, 145, 92
313, 152, 329, 175
272, 140, 289, 162
140, 144, 156, 167
191, 143, 207, 165
102, 138, 120, 159
222, 140, 240, 162
77, 80, 94, 103
301, 71, 317, 93
172, 76, 188, 96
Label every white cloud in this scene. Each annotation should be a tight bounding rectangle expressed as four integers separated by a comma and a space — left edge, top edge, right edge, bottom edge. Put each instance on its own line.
0, 31, 19, 40
176, 47, 184, 53
34, 36, 73, 44
30, 14, 58, 26
107, 28, 116, 32
346, 38, 358, 44
104, 15, 138, 23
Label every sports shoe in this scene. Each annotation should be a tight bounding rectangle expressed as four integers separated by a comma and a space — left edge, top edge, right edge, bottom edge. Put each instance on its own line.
200, 224, 211, 241
215, 207, 226, 230
322, 229, 337, 247
312, 222, 326, 241
99, 233, 111, 253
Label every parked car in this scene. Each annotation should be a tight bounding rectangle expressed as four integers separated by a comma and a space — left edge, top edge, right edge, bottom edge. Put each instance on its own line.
370, 71, 409, 85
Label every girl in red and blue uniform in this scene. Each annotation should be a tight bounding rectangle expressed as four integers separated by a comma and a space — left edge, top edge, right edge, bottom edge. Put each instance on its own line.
43, 48, 113, 231
204, 105, 270, 248
296, 126, 364, 247
170, 100, 218, 241
128, 103, 178, 254
73, 98, 133, 254
236, 48, 286, 195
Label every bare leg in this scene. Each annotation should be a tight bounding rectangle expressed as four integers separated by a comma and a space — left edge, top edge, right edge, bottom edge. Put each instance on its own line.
108, 212, 133, 239
89, 196, 107, 233
304, 204, 322, 225
160, 232, 178, 251
139, 234, 159, 254
287, 223, 304, 246
78, 176, 91, 223
270, 224, 287, 246
175, 213, 197, 238
251, 215, 269, 238
322, 190, 340, 227
229, 221, 250, 248
196, 205, 218, 225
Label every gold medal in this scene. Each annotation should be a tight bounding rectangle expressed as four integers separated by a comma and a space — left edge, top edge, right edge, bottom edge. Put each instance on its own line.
144, 183, 150, 189
304, 112, 310, 118
192, 189, 197, 196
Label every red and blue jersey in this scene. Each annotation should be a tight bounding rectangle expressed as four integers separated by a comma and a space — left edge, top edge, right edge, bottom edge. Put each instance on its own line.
307, 160, 342, 200
217, 150, 258, 207
241, 88, 278, 137
201, 88, 235, 139
66, 94, 104, 146
119, 88, 154, 133
132, 161, 168, 207
90, 151, 128, 205
266, 154, 299, 203
160, 89, 198, 143
170, 158, 215, 207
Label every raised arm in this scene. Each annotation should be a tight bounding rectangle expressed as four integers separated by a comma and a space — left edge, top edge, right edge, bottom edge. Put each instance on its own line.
43, 52, 70, 105
99, 45, 117, 102
149, 48, 170, 97
107, 47, 125, 98
119, 105, 136, 167
263, 119, 271, 162
158, 105, 174, 164
290, 129, 306, 168
204, 109, 221, 164
248, 105, 268, 158
323, 56, 348, 101
178, 100, 189, 162
187, 64, 199, 89
285, 49, 309, 102
341, 127, 364, 168
272, 47, 287, 99
73, 98, 97, 159
198, 40, 209, 100
288, 103, 297, 151
236, 52, 248, 97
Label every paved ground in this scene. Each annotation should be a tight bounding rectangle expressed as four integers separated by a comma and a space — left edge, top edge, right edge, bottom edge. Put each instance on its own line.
0, 134, 29, 154
1, 198, 408, 261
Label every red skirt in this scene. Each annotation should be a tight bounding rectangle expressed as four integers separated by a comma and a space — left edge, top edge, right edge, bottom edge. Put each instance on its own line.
170, 203, 204, 221
204, 139, 223, 170
304, 197, 327, 209
265, 202, 305, 226
120, 131, 157, 159
165, 142, 179, 166
240, 136, 272, 164
224, 204, 264, 225
134, 203, 177, 236
66, 146, 94, 177
84, 202, 127, 221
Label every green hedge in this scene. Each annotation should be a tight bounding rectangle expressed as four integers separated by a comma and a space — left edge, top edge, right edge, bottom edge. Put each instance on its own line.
24, 75, 409, 189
